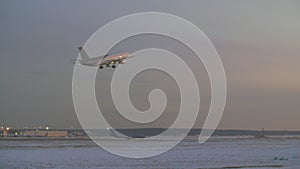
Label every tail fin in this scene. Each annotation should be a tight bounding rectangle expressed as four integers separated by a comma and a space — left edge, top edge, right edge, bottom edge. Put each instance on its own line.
78, 46, 90, 61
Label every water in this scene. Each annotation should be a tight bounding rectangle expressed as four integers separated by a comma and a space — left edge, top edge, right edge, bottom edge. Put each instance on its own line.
0, 136, 299, 169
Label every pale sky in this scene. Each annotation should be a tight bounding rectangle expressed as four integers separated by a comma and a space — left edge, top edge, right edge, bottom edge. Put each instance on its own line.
0, 0, 299, 130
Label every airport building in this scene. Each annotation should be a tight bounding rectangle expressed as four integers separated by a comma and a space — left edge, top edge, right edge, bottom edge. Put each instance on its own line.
24, 130, 68, 137
0, 127, 86, 138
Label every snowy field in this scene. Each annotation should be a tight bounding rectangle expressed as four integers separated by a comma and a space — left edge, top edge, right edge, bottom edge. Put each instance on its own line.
0, 136, 300, 169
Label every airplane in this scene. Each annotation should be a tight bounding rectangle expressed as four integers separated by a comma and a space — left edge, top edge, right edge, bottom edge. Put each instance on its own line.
74, 46, 133, 69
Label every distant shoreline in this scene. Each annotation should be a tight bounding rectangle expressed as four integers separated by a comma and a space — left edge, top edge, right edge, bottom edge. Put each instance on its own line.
1, 135, 300, 141
2, 128, 300, 140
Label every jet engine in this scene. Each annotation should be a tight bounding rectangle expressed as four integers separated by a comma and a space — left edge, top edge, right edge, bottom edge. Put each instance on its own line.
119, 59, 127, 64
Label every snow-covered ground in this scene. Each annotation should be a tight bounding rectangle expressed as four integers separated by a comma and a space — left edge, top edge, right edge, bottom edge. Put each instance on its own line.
0, 136, 299, 169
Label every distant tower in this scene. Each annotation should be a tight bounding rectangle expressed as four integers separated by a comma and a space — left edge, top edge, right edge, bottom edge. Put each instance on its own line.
255, 128, 265, 138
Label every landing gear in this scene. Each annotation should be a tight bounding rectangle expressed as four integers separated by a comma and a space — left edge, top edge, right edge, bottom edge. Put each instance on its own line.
99, 66, 103, 69
112, 65, 116, 68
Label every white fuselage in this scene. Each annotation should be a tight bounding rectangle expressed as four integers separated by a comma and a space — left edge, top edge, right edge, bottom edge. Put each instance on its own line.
78, 47, 131, 68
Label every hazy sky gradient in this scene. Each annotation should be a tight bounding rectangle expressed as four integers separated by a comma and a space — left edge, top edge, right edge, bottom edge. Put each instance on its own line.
0, 0, 299, 130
